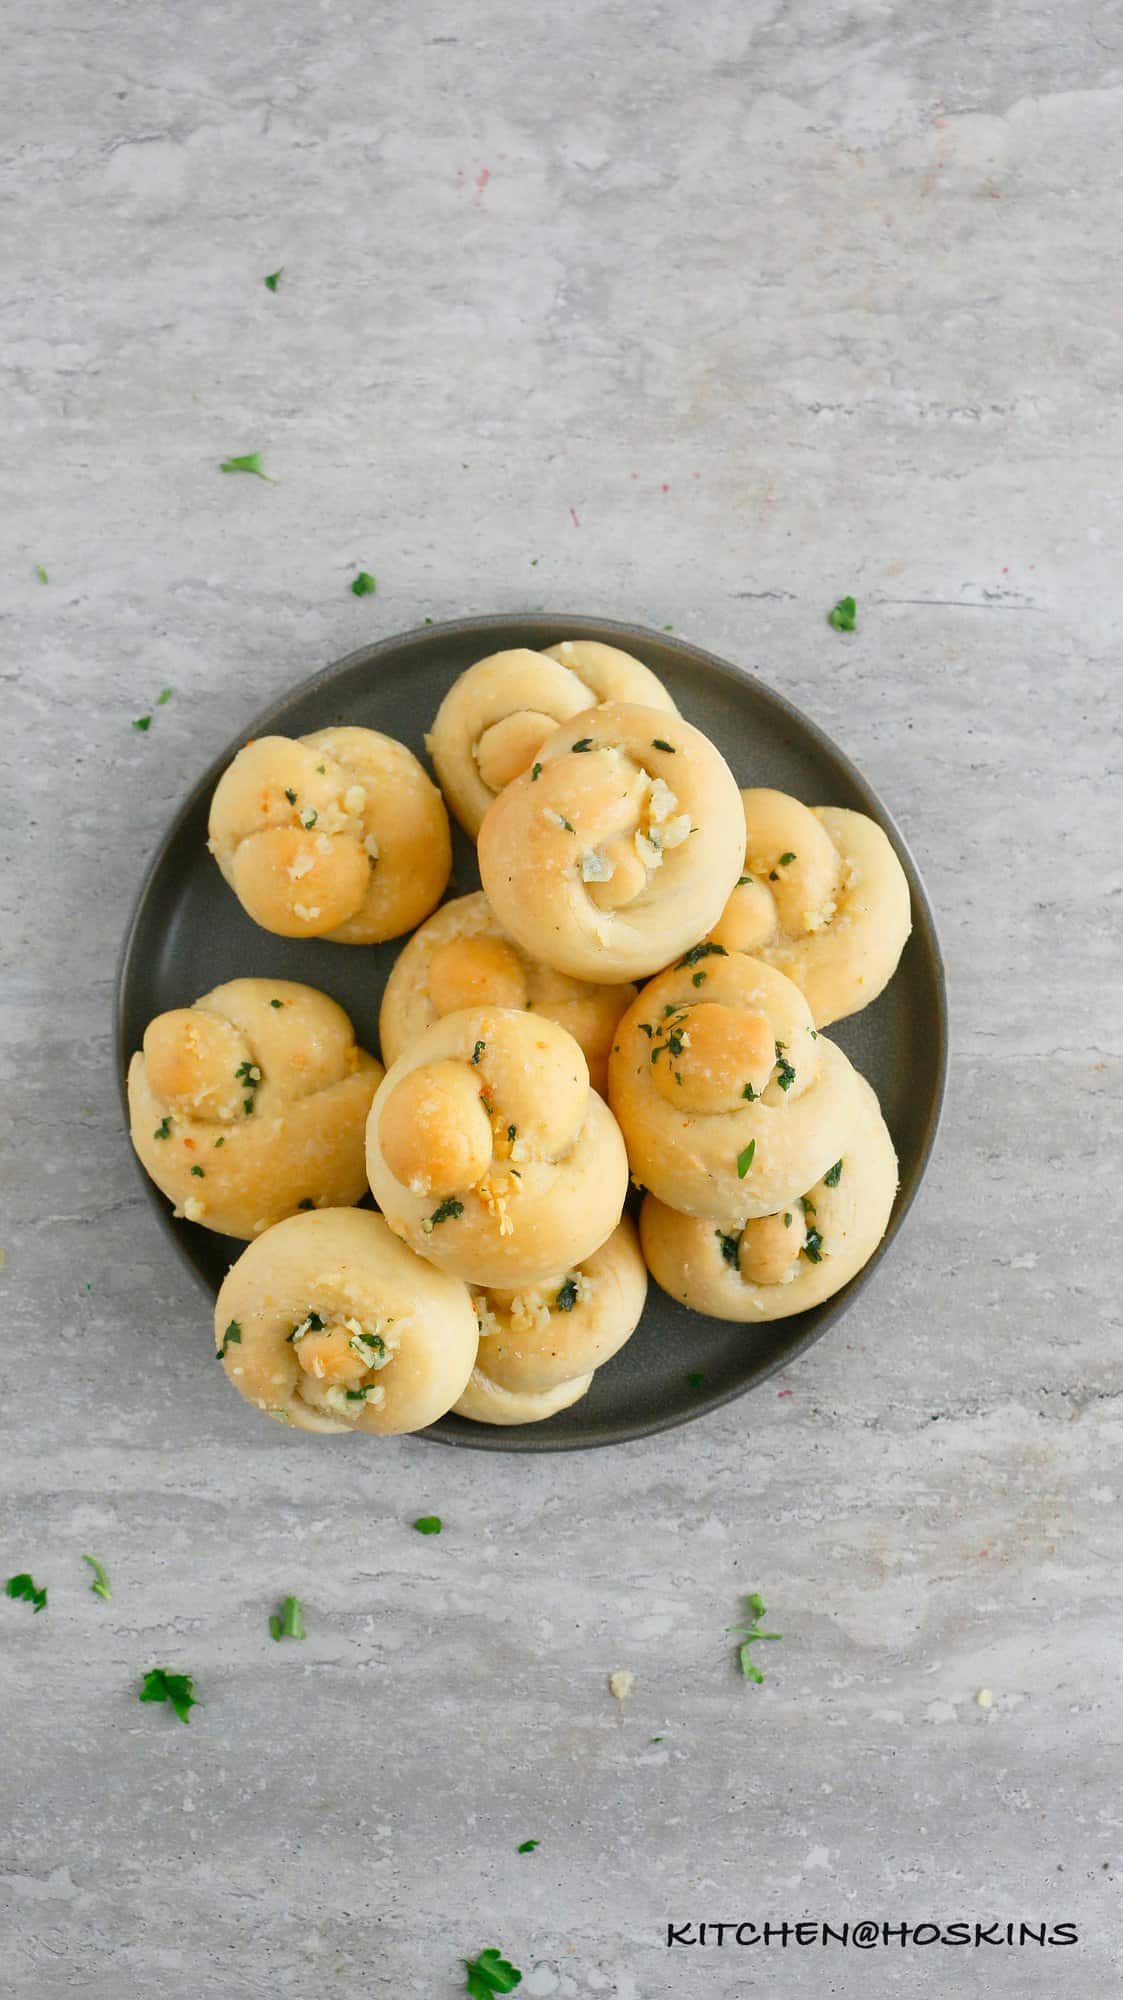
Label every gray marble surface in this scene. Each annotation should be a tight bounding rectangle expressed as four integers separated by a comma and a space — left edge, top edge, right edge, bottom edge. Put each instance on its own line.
3, 1, 1121, 1994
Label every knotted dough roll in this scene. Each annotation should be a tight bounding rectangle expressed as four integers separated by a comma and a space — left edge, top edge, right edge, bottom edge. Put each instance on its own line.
640, 1071, 898, 1320
454, 1217, 647, 1424
478, 703, 745, 982
207, 726, 451, 942
379, 891, 636, 1095
429, 639, 677, 838
365, 1007, 629, 1288
706, 789, 911, 1026
128, 979, 383, 1239
214, 1208, 478, 1433
608, 952, 859, 1226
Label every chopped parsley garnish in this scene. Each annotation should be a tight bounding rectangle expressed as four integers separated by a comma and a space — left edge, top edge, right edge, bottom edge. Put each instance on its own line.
692, 971, 707, 987
742, 1082, 756, 1101
235, 1059, 261, 1113
779, 851, 796, 865
154, 1117, 172, 1139
554, 1276, 579, 1312
774, 1043, 796, 1091
133, 715, 152, 732
217, 1320, 242, 1359
737, 874, 752, 886
637, 1022, 654, 1038
83, 1555, 111, 1602
824, 1159, 843, 1187
506, 1124, 517, 1144
351, 570, 377, 596
269, 1595, 305, 1641
730, 1592, 781, 1683
189, 1164, 205, 1178
220, 452, 273, 480
802, 1228, 824, 1265
298, 1198, 315, 1210
270, 998, 284, 1009
36, 564, 48, 583
264, 268, 283, 292
716, 1230, 740, 1267
214, 1136, 225, 1148
783, 1212, 792, 1228
769, 870, 779, 881
5, 1573, 47, 1614
422, 1197, 464, 1233
139, 1667, 199, 1723
651, 1021, 688, 1063
284, 787, 297, 804
465, 1948, 522, 2000
558, 815, 574, 832
571, 737, 593, 752
687, 1371, 706, 1388
827, 594, 856, 632
736, 1140, 756, 1179
530, 762, 542, 781
801, 1196, 816, 1217
516, 1839, 539, 1853
471, 1039, 486, 1064
662, 1003, 677, 1017
299, 805, 318, 828
287, 1311, 324, 1342
651, 738, 675, 752
413, 1516, 442, 1535
344, 1385, 379, 1403
677, 942, 727, 969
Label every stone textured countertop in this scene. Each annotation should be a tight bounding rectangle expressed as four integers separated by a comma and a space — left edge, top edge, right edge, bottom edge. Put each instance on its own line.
2, 2, 1119, 1995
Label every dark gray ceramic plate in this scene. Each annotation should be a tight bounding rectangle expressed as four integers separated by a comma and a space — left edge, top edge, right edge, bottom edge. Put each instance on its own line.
116, 614, 947, 1451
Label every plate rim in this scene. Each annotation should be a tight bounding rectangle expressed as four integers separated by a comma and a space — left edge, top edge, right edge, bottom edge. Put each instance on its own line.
114, 611, 949, 1452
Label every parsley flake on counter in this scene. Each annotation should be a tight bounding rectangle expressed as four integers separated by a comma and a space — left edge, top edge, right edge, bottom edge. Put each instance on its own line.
264, 268, 283, 292
736, 1139, 756, 1179
465, 1949, 522, 2000
716, 1230, 740, 1267
774, 1043, 796, 1091
827, 594, 856, 632
730, 1592, 782, 1683
802, 1227, 824, 1265
516, 1839, 539, 1853
217, 1320, 242, 1359
154, 1117, 172, 1139
676, 942, 727, 969
351, 570, 377, 596
157, 687, 173, 705
824, 1159, 843, 1187
471, 1039, 486, 1065
651, 738, 676, 752
219, 452, 273, 481
5, 1573, 47, 1614
422, 1197, 464, 1233
554, 1276, 578, 1312
36, 565, 48, 584
269, 1595, 305, 1641
133, 715, 152, 732
83, 1555, 111, 1601
139, 1667, 199, 1723
413, 1516, 442, 1535
530, 762, 542, 781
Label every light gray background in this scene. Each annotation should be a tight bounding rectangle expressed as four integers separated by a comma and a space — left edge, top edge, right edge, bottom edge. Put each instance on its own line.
2, 2, 1120, 1995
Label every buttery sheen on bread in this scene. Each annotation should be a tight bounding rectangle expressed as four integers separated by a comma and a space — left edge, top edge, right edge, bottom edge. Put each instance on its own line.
128, 979, 382, 1238
429, 639, 677, 838
366, 1007, 628, 1287
640, 1071, 898, 1320
214, 1208, 478, 1433
478, 703, 745, 982
208, 727, 450, 942
707, 789, 912, 1025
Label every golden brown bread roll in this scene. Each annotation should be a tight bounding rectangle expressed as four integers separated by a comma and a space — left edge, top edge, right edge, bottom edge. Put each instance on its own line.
707, 789, 911, 1025
207, 727, 450, 942
378, 891, 636, 1096
128, 979, 382, 1239
454, 1217, 647, 1423
365, 1007, 629, 1287
477, 703, 745, 982
429, 640, 677, 838
608, 953, 860, 1225
639, 1071, 898, 1319
213, 1208, 478, 1433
